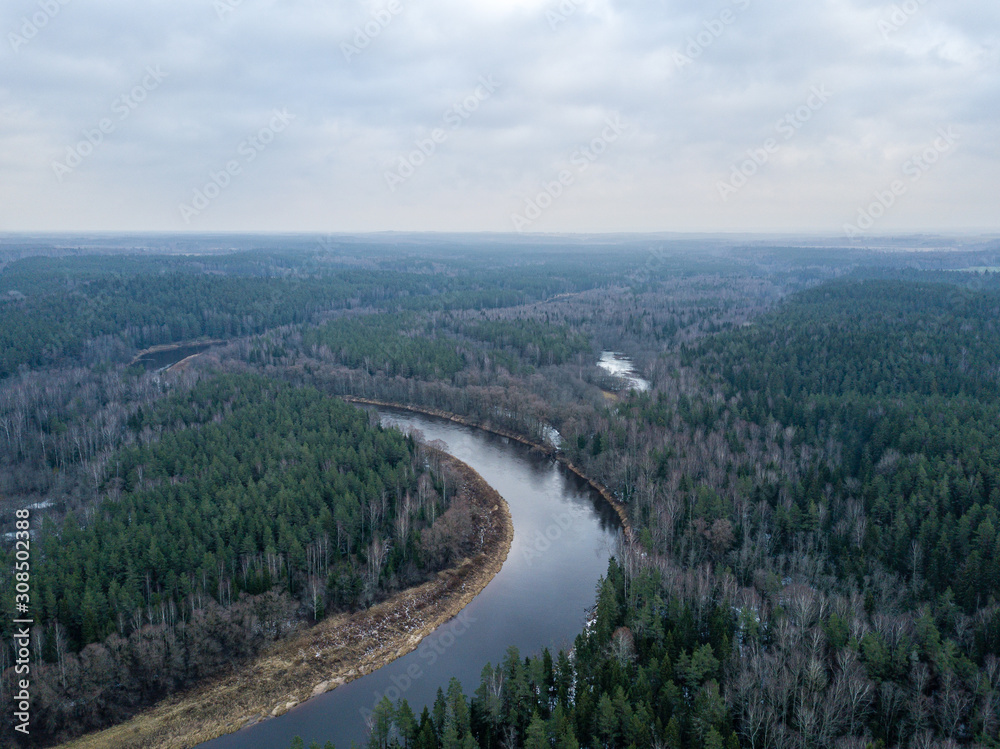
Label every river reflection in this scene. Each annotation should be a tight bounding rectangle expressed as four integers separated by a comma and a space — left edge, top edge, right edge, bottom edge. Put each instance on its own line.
197, 408, 621, 749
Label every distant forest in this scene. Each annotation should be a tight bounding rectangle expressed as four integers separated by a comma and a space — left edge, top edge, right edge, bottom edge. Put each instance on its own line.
694, 280, 1000, 611
2, 239, 1000, 748
0, 251, 600, 378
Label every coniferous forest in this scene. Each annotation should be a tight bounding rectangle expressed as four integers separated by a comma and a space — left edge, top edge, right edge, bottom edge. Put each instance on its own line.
1, 237, 999, 748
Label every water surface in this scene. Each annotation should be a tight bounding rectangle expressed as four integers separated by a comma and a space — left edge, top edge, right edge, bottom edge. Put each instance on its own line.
198, 408, 621, 749
134, 342, 216, 370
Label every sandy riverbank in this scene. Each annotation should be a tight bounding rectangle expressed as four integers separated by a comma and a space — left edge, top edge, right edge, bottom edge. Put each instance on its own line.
56, 452, 512, 749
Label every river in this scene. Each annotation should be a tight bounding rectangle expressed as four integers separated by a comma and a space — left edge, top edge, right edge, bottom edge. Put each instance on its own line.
197, 408, 622, 749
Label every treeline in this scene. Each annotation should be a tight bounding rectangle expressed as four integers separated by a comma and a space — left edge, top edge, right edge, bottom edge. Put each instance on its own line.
693, 280, 1000, 611
0, 364, 167, 509
698, 280, 1000, 401
301, 315, 466, 380
296, 313, 593, 382
0, 252, 602, 378
296, 559, 739, 749
27, 374, 447, 652
0, 271, 359, 376
454, 318, 591, 367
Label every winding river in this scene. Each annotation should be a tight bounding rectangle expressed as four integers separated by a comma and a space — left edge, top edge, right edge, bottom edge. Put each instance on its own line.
198, 409, 622, 749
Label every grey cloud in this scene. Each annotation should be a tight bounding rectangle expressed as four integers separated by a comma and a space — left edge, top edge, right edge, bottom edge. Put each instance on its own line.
0, 0, 996, 232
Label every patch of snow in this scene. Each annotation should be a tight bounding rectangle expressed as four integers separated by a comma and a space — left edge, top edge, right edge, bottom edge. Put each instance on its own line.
597, 351, 650, 392
543, 425, 562, 449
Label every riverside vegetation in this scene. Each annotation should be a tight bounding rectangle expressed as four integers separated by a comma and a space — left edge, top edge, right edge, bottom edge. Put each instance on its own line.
1, 236, 999, 748
3, 371, 496, 743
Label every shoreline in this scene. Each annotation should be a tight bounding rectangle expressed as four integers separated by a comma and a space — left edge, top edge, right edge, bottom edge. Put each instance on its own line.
165, 352, 205, 373
55, 451, 513, 749
128, 339, 227, 365
343, 396, 635, 541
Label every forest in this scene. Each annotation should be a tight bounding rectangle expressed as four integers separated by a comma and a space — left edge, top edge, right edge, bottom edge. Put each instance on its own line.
0, 249, 607, 378
2, 237, 1000, 748
0, 371, 486, 741
693, 281, 1000, 611
353, 559, 739, 749
270, 267, 1000, 748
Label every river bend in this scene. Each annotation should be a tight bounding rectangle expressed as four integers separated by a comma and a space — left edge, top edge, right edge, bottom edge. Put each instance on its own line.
198, 408, 621, 749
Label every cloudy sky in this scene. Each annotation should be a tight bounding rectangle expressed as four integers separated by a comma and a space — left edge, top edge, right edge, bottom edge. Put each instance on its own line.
0, 0, 997, 235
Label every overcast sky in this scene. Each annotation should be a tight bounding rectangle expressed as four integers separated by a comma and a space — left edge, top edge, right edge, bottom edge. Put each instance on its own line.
0, 0, 997, 235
